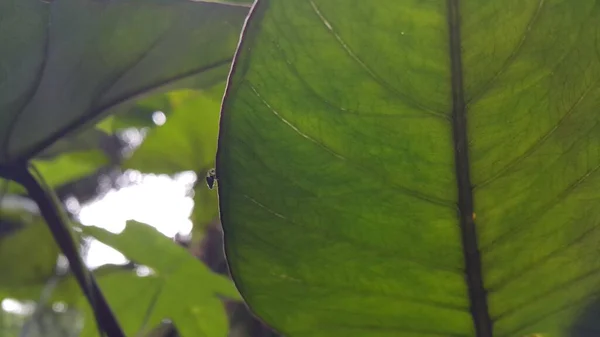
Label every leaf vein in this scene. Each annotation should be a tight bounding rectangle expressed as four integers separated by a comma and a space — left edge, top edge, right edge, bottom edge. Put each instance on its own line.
474, 74, 599, 189
468, 0, 546, 104
248, 84, 454, 207
488, 220, 600, 294
308, 0, 446, 119
4, 5, 52, 162
496, 289, 600, 337
244, 194, 462, 274
271, 39, 451, 121
19, 58, 233, 161
482, 151, 600, 253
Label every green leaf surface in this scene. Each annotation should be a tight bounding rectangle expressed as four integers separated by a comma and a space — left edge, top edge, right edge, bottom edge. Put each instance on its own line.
0, 210, 58, 290
124, 87, 224, 232
217, 1, 600, 337
0, 0, 247, 163
80, 221, 240, 337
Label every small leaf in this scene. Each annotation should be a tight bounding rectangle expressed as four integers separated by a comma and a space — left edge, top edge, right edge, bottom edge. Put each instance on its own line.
80, 221, 240, 337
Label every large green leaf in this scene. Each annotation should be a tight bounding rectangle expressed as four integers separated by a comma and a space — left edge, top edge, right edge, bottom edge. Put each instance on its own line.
0, 0, 248, 164
124, 86, 224, 233
217, 1, 600, 336
80, 221, 240, 337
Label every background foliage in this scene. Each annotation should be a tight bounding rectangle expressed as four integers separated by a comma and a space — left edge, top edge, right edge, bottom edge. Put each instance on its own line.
0, 0, 275, 336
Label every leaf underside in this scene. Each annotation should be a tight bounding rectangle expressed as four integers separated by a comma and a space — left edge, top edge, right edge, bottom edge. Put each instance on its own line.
0, 0, 247, 163
218, 0, 600, 336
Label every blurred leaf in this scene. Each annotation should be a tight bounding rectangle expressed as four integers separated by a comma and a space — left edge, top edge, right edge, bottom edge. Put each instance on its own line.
0, 236, 125, 304
2, 150, 108, 195
79, 221, 240, 337
40, 264, 131, 305
36, 129, 110, 160
0, 0, 248, 163
78, 272, 227, 337
142, 321, 180, 337
95, 116, 116, 134
0, 209, 58, 289
124, 87, 223, 174
81, 221, 238, 299
97, 93, 173, 133
0, 304, 83, 337
124, 86, 224, 232
31, 151, 108, 189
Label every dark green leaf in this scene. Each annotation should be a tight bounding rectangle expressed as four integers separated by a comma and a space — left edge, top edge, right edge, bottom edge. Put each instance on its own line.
0, 0, 248, 163
218, 1, 600, 336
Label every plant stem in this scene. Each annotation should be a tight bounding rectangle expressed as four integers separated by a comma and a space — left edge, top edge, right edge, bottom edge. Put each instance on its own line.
0, 163, 125, 337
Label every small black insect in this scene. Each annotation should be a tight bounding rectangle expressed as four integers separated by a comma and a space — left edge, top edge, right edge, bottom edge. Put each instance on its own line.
206, 168, 217, 190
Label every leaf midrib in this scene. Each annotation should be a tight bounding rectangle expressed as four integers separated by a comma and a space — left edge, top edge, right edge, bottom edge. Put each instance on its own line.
446, 0, 492, 336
